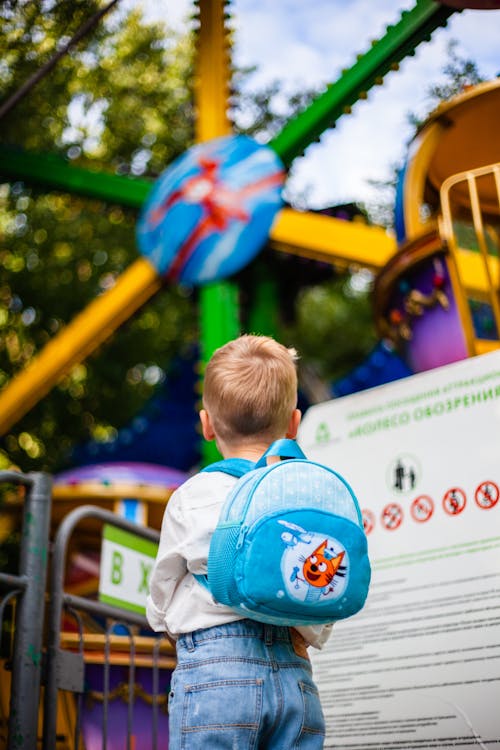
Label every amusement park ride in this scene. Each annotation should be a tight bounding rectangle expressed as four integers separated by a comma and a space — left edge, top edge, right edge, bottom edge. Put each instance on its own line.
0, 0, 500, 746
1, 0, 499, 440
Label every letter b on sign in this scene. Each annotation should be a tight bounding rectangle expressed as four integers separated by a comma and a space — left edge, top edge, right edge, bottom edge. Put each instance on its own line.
111, 550, 123, 585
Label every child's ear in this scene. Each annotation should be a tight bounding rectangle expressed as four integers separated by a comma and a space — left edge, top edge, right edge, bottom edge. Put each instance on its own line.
286, 409, 302, 439
200, 409, 216, 441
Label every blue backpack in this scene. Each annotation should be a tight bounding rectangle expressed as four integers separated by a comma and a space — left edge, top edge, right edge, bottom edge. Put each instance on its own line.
196, 438, 371, 626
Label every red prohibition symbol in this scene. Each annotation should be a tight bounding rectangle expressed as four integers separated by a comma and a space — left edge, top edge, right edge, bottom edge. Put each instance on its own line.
381, 502, 403, 530
474, 481, 499, 510
362, 509, 375, 535
442, 487, 466, 516
410, 495, 434, 523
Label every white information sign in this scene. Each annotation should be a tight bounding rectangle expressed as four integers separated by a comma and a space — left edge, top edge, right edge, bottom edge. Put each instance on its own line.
299, 350, 500, 750
99, 524, 158, 614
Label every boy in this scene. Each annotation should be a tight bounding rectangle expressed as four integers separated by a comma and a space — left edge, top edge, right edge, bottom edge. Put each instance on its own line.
147, 335, 332, 749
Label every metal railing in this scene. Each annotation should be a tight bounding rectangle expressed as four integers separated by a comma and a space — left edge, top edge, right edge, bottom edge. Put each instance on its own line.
0, 471, 52, 749
440, 161, 500, 353
0, 473, 174, 749
43, 504, 172, 750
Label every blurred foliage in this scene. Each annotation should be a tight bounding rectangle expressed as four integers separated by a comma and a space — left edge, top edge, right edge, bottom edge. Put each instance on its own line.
0, 1, 377, 478
0, 1, 198, 473
408, 40, 484, 130
284, 272, 376, 383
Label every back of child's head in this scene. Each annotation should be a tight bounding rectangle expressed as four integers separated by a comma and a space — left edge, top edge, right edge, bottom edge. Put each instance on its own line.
203, 334, 298, 445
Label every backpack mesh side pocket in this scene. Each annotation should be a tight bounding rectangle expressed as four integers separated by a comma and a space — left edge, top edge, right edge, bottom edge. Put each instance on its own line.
208, 524, 241, 606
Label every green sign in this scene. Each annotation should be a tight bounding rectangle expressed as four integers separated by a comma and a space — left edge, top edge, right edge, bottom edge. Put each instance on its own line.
99, 524, 158, 615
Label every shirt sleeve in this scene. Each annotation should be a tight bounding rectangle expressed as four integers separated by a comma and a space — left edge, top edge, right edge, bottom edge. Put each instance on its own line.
146, 473, 232, 632
296, 622, 334, 650
146, 485, 189, 632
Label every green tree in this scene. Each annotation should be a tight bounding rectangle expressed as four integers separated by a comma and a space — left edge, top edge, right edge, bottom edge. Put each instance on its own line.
410, 39, 483, 129
283, 271, 377, 385
0, 1, 197, 472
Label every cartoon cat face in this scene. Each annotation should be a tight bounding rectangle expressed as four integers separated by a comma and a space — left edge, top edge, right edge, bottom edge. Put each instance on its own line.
302, 539, 345, 588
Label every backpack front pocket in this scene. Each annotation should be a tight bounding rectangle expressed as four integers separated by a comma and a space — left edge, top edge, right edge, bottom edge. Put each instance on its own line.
237, 508, 370, 623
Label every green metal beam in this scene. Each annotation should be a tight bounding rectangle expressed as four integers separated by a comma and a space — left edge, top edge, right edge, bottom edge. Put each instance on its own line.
270, 0, 456, 167
0, 145, 151, 207
200, 280, 241, 465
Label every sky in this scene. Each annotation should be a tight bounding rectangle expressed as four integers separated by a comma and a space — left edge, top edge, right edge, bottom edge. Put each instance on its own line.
126, 0, 500, 214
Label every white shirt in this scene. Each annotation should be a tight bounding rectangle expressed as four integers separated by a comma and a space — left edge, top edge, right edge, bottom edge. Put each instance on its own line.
146, 470, 333, 650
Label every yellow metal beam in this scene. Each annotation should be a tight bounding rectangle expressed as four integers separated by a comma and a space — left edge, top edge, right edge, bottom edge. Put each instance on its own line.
269, 207, 495, 300
52, 483, 173, 503
270, 208, 396, 270
194, 0, 232, 141
0, 258, 161, 436
475, 339, 500, 354
194, 1, 237, 465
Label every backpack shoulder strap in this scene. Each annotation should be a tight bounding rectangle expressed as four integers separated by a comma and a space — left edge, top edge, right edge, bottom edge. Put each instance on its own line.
195, 457, 254, 592
254, 438, 306, 468
201, 457, 254, 478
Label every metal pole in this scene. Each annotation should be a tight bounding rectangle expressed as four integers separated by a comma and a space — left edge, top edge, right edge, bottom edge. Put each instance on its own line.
7, 472, 52, 750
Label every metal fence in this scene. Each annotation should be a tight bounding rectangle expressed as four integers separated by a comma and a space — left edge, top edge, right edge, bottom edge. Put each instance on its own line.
0, 471, 174, 750
0, 470, 52, 749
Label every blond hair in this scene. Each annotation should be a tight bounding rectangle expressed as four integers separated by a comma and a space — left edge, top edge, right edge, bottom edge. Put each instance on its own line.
203, 335, 298, 444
